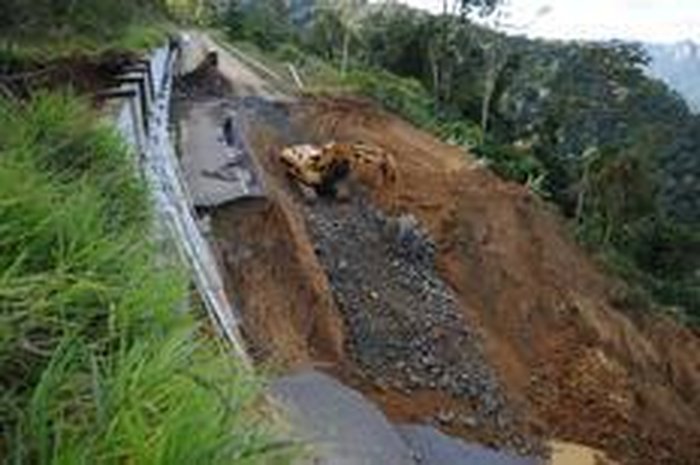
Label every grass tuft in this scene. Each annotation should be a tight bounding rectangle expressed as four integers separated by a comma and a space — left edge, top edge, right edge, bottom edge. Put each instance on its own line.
0, 93, 291, 465
0, 1, 172, 61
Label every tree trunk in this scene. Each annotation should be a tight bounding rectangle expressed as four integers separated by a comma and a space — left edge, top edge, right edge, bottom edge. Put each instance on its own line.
341, 29, 351, 77
428, 46, 440, 105
575, 185, 587, 224
603, 215, 614, 245
575, 164, 590, 224
481, 75, 495, 135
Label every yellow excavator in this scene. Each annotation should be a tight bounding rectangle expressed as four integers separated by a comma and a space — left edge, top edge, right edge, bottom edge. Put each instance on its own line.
280, 141, 397, 196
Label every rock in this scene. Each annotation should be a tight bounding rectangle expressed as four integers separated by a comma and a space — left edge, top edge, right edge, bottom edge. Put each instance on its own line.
437, 374, 451, 388
461, 415, 479, 429
299, 183, 318, 203
335, 182, 352, 201
436, 410, 456, 425
303, 194, 527, 451
398, 425, 541, 465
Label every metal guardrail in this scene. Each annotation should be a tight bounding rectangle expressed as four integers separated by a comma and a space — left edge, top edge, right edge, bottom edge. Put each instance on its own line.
103, 43, 250, 365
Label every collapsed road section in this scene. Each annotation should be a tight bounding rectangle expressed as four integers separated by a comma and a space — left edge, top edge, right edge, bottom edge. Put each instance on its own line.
178, 99, 265, 208
174, 50, 266, 209
172, 36, 544, 460
103, 39, 248, 362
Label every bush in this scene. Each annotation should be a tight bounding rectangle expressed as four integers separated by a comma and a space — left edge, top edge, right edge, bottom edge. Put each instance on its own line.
473, 141, 547, 185
342, 68, 436, 128
437, 120, 483, 150
0, 94, 290, 464
614, 216, 700, 322
222, 0, 294, 52
0, 0, 169, 57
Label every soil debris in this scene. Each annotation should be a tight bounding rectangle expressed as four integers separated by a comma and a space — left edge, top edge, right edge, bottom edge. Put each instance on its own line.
304, 192, 536, 452
174, 52, 232, 100
196, 89, 700, 465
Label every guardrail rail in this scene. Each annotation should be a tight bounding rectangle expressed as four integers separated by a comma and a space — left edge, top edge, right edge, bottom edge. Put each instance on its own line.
102, 41, 250, 364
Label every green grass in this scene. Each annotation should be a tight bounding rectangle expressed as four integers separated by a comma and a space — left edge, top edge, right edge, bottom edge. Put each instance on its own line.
0, 23, 171, 62
234, 39, 437, 130
0, 93, 292, 464
0, 1, 172, 61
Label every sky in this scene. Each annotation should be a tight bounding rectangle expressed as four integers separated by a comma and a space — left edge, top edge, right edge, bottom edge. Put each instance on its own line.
392, 0, 700, 43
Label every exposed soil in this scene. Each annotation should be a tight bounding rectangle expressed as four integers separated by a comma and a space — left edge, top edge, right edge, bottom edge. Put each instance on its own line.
210, 196, 345, 366
173, 37, 700, 463
205, 95, 700, 465
304, 192, 536, 452
173, 53, 232, 100
0, 53, 136, 100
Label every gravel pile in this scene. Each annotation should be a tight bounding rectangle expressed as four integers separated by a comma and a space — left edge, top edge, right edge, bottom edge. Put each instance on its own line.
305, 195, 521, 438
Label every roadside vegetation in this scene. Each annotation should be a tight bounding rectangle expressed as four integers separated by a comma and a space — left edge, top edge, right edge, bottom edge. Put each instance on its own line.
0, 1, 175, 59
0, 2, 293, 463
0, 93, 289, 465
216, 0, 700, 325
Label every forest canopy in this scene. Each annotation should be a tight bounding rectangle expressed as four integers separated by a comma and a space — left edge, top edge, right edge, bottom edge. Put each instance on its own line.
220, 0, 700, 323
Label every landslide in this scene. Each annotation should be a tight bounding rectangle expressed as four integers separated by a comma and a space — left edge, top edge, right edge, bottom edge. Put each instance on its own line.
212, 96, 700, 465
210, 195, 345, 366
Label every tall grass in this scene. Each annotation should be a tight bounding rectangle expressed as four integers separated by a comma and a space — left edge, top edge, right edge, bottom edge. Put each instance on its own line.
0, 94, 291, 464
0, 0, 171, 60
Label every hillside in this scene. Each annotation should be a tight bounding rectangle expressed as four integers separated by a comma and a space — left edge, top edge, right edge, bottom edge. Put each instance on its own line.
214, 90, 700, 465
276, 0, 700, 324
212, 1, 700, 462
2, 1, 700, 465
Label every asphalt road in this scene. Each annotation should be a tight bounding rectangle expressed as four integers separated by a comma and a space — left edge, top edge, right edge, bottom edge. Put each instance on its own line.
176, 32, 269, 208
270, 371, 541, 465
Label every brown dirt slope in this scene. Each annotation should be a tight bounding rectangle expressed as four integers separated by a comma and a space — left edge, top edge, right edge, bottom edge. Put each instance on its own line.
211, 196, 345, 366
284, 97, 700, 464
207, 94, 700, 464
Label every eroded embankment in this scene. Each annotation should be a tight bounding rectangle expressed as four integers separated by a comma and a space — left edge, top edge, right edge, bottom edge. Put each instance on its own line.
203, 95, 700, 464
210, 196, 345, 366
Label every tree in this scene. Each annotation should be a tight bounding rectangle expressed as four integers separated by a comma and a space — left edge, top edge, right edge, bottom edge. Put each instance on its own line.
316, 0, 369, 76
224, 0, 293, 50
426, 12, 462, 106
458, 0, 502, 16
477, 25, 510, 133
465, 1, 549, 135
307, 5, 345, 61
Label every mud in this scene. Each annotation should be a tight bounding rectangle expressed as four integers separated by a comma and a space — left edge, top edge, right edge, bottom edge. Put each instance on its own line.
174, 55, 232, 100
210, 196, 345, 366
205, 96, 540, 453
175, 42, 700, 462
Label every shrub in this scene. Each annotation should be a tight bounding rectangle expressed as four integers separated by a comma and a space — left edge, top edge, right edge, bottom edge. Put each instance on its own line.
0, 0, 169, 57
0, 94, 290, 464
614, 216, 700, 322
473, 141, 547, 185
437, 120, 483, 150
342, 68, 436, 128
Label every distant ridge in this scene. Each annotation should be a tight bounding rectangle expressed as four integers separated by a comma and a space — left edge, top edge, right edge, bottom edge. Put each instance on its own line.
645, 40, 700, 112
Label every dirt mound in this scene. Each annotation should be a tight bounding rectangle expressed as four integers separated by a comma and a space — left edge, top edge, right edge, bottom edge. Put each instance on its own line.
174, 52, 233, 100
207, 95, 700, 464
